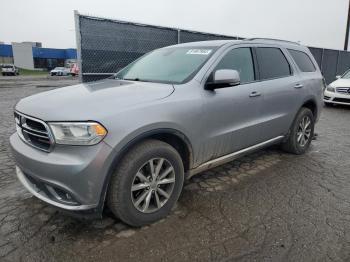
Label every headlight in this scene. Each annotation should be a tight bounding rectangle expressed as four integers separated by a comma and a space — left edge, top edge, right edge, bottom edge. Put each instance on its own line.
326, 86, 335, 92
49, 122, 107, 145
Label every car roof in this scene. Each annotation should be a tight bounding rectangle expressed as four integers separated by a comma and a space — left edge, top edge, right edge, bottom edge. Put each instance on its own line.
165, 40, 239, 48
165, 38, 303, 49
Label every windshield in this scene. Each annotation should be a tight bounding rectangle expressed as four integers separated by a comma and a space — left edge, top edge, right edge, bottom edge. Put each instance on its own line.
2, 65, 13, 68
115, 46, 217, 84
342, 70, 350, 79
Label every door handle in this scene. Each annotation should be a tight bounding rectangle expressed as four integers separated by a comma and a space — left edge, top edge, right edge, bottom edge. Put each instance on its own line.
249, 91, 261, 97
294, 83, 304, 89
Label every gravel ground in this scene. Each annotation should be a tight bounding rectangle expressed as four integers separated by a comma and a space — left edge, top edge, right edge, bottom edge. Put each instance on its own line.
1, 77, 350, 261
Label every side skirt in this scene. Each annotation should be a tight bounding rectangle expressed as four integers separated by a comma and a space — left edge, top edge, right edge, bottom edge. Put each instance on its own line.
187, 136, 284, 179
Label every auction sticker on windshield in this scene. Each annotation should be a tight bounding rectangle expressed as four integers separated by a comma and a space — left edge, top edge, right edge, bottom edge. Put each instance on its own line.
186, 49, 212, 55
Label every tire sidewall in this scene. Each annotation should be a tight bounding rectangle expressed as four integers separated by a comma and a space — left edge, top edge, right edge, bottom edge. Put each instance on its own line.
290, 108, 315, 154
113, 143, 184, 226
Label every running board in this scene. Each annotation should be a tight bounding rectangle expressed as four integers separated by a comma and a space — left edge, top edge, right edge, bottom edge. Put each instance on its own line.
187, 136, 284, 178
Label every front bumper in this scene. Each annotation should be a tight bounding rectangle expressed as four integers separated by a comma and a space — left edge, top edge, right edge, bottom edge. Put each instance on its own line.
324, 89, 350, 105
10, 133, 114, 211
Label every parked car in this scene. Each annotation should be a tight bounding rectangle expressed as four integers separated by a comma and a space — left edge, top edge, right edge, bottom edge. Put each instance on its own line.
2, 64, 19, 76
324, 70, 350, 105
10, 39, 324, 226
50, 67, 70, 76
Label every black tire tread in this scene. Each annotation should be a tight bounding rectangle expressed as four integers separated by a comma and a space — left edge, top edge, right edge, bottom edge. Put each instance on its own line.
107, 139, 184, 227
282, 107, 314, 155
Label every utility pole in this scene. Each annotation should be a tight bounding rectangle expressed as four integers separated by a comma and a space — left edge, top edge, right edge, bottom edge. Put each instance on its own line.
344, 0, 350, 50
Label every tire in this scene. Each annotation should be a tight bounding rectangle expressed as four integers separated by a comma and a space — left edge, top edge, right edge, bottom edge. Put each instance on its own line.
281, 107, 315, 155
107, 139, 184, 227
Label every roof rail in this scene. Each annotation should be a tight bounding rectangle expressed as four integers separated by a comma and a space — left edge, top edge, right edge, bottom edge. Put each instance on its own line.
245, 38, 300, 45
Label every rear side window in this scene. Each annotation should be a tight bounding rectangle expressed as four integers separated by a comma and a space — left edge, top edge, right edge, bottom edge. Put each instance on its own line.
256, 47, 291, 80
288, 49, 316, 72
215, 48, 255, 84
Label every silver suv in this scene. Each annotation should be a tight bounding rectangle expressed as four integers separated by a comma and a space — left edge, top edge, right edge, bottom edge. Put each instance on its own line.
10, 39, 324, 226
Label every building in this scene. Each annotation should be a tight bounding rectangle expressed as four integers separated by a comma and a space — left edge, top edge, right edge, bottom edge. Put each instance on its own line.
0, 42, 76, 70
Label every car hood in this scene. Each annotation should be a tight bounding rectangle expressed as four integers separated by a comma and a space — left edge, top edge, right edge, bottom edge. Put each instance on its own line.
329, 78, 350, 87
16, 79, 174, 121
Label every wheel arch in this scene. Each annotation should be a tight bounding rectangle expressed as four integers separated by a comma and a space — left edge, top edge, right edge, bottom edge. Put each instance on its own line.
98, 128, 194, 213
301, 99, 318, 119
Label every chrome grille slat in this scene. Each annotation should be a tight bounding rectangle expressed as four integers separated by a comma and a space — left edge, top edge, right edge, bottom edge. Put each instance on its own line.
336, 87, 350, 94
14, 111, 54, 152
22, 123, 48, 135
22, 129, 50, 139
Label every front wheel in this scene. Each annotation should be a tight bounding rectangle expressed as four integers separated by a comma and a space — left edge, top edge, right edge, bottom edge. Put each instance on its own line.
281, 107, 315, 154
107, 139, 184, 227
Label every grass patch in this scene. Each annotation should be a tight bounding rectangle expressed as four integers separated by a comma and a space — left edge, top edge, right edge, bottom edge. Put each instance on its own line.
18, 68, 48, 76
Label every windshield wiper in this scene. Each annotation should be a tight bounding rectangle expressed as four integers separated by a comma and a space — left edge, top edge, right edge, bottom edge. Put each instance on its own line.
122, 77, 152, 82
123, 77, 140, 81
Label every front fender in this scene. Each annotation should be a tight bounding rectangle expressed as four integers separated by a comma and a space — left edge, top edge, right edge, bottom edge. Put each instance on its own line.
97, 126, 194, 212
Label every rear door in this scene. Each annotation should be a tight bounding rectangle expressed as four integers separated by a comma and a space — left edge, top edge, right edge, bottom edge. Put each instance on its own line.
254, 46, 304, 141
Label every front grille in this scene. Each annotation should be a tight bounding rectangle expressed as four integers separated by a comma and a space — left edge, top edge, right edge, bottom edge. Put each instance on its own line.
336, 87, 350, 94
14, 111, 54, 152
333, 97, 350, 104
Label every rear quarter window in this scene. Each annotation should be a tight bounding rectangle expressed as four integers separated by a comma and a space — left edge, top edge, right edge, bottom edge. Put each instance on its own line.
288, 49, 316, 72
256, 47, 291, 80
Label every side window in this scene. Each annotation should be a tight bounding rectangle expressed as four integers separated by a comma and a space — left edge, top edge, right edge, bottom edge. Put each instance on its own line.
256, 47, 291, 80
288, 49, 316, 72
215, 48, 255, 84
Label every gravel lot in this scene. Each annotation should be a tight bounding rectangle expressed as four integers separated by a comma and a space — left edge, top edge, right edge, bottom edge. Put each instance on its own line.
1, 76, 350, 262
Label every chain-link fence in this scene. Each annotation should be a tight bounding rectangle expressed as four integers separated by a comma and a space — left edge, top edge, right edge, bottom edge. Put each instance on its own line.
75, 12, 350, 84
75, 12, 238, 82
309, 47, 350, 83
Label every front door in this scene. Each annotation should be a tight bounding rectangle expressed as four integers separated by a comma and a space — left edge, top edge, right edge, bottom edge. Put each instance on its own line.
200, 47, 264, 161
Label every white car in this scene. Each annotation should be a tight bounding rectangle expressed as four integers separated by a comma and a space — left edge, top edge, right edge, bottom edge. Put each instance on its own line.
50, 67, 70, 76
324, 70, 350, 106
1, 64, 19, 76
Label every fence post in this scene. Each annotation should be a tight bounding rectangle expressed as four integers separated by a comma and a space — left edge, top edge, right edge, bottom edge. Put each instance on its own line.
177, 29, 181, 44
320, 49, 324, 72
74, 10, 83, 83
335, 50, 341, 75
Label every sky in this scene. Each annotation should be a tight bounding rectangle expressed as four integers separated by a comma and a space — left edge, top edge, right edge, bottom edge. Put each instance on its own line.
0, 0, 349, 50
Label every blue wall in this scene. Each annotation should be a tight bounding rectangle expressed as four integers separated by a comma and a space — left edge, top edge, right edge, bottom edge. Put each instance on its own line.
0, 44, 76, 59
32, 47, 77, 59
64, 48, 77, 59
0, 44, 13, 57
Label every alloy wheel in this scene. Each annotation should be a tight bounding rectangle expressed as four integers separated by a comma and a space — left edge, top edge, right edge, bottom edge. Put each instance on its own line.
131, 158, 176, 213
296, 115, 312, 147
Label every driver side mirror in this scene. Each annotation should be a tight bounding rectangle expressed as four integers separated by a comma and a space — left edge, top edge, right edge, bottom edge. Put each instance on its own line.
205, 69, 240, 90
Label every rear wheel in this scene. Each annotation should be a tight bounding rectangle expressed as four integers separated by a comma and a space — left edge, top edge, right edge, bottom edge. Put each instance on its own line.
107, 139, 184, 227
281, 107, 315, 154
